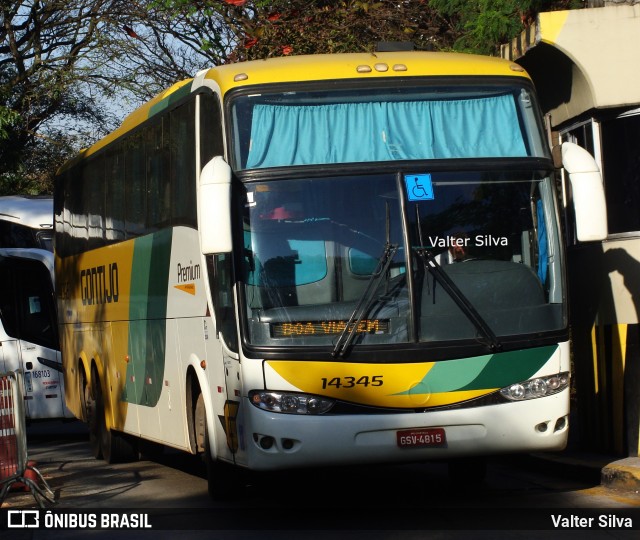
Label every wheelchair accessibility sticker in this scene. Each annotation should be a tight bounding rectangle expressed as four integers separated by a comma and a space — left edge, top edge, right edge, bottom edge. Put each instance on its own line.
405, 174, 434, 201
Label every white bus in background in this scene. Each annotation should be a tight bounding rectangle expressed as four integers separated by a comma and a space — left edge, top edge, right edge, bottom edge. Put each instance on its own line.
0, 249, 71, 420
0, 195, 53, 251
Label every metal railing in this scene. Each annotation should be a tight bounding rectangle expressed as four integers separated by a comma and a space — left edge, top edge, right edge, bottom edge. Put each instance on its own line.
0, 370, 55, 507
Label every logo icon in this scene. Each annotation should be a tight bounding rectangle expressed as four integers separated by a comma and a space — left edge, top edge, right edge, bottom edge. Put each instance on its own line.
7, 510, 40, 528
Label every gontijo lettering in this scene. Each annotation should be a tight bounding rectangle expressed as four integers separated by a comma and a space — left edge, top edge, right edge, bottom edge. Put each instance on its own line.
80, 263, 119, 305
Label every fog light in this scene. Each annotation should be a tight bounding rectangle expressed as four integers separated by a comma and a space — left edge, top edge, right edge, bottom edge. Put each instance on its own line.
281, 438, 294, 450
554, 417, 567, 432
259, 436, 274, 449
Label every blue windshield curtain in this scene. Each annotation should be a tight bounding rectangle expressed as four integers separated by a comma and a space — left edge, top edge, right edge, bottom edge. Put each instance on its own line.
246, 95, 528, 168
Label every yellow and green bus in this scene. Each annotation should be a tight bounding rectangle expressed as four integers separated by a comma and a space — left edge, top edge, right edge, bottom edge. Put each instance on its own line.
54, 49, 607, 496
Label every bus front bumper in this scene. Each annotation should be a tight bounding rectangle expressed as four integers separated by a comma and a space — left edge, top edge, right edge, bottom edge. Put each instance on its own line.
238, 390, 569, 471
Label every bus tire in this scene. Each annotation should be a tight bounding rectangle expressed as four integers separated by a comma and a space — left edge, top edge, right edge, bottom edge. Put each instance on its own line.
92, 367, 136, 464
194, 392, 243, 499
83, 367, 102, 460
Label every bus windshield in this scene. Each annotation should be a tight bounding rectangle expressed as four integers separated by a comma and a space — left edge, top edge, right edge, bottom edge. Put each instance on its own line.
230, 82, 548, 170
240, 169, 563, 351
0, 196, 53, 251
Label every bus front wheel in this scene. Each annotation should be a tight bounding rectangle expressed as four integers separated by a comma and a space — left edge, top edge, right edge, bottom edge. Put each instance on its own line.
194, 392, 244, 499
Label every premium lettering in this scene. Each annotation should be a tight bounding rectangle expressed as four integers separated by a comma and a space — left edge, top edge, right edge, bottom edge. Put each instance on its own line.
177, 261, 200, 283
81, 263, 119, 305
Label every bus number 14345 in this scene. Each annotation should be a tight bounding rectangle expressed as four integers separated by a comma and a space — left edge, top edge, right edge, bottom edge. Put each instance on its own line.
321, 375, 384, 389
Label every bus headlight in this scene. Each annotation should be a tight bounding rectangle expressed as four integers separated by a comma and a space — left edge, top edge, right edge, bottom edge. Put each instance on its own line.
249, 390, 335, 414
499, 372, 570, 401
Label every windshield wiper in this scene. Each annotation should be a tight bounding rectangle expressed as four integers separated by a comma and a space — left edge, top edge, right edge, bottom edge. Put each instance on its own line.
414, 206, 502, 353
332, 201, 398, 358
332, 241, 398, 358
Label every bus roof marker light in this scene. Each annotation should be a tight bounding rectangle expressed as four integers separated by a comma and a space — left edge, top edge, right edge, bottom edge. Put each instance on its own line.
509, 64, 525, 72
374, 63, 389, 72
234, 73, 249, 82
393, 64, 408, 72
356, 65, 372, 73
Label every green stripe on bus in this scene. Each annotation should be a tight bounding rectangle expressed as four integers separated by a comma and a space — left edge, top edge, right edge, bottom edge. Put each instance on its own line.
456, 345, 558, 391
123, 229, 173, 407
149, 83, 193, 118
394, 345, 558, 395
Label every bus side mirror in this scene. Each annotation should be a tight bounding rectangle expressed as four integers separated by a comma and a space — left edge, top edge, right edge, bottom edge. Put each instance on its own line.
199, 156, 232, 254
562, 142, 608, 242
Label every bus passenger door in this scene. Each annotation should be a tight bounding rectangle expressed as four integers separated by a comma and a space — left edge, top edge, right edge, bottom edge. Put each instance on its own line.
208, 254, 243, 464
222, 348, 242, 462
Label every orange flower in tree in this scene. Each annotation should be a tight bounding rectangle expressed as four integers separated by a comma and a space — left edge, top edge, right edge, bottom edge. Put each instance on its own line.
224, 0, 247, 6
123, 25, 140, 39
267, 13, 282, 21
244, 37, 258, 48
281, 45, 293, 55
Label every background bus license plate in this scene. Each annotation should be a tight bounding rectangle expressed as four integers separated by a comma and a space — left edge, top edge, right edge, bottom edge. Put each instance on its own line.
397, 428, 446, 448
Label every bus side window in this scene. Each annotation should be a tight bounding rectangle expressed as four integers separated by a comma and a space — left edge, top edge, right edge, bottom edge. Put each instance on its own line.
125, 132, 146, 237
0, 259, 56, 349
0, 221, 37, 249
16, 261, 57, 350
170, 100, 196, 228
146, 118, 170, 230
84, 155, 105, 250
207, 253, 238, 352
105, 146, 126, 242
199, 92, 224, 168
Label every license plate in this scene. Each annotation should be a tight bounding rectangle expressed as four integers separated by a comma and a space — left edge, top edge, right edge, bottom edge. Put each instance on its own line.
397, 427, 446, 448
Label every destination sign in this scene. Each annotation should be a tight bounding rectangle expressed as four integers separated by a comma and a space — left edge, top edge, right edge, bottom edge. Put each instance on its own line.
271, 319, 389, 338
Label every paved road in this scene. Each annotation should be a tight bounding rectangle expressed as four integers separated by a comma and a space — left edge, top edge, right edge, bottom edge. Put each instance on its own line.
2, 420, 640, 539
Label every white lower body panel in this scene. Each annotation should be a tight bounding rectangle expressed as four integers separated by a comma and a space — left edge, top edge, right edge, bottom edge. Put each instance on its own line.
240, 389, 569, 471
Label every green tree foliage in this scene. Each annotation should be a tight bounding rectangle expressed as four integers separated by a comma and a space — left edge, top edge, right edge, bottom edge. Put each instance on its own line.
0, 1, 128, 194
140, 0, 453, 65
429, 0, 581, 55
110, 0, 454, 102
100, 0, 240, 101
219, 0, 454, 60
0, 0, 586, 195
136, 0, 581, 66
